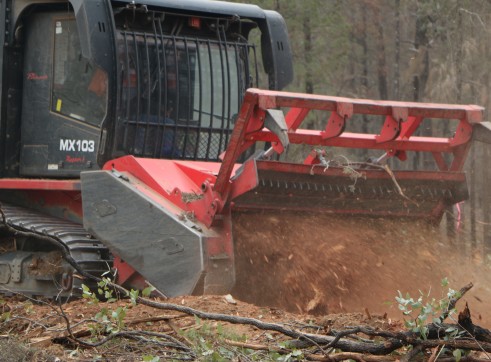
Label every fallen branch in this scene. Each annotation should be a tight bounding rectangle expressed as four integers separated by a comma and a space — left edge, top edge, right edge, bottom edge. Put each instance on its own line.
223, 339, 396, 361
442, 282, 474, 321
349, 162, 419, 206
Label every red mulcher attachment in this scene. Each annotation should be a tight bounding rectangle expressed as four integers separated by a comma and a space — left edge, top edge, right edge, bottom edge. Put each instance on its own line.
82, 88, 487, 297
213, 89, 485, 222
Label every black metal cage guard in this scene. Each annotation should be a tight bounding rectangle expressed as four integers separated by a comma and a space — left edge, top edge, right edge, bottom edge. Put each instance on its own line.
115, 23, 258, 161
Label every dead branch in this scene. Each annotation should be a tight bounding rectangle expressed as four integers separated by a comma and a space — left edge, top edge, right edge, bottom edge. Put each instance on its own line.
400, 345, 423, 362
348, 162, 419, 206
223, 339, 285, 353
313, 353, 396, 362
126, 314, 187, 326
442, 282, 474, 321
223, 339, 396, 361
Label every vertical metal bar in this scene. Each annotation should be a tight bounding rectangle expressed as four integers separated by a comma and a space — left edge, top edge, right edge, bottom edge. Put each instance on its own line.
205, 40, 214, 160
173, 36, 180, 158
182, 38, 191, 159
143, 32, 152, 155
157, 21, 170, 158
234, 42, 241, 114
152, 21, 163, 158
133, 33, 141, 153
252, 45, 259, 87
216, 29, 226, 158
221, 29, 232, 149
194, 39, 203, 160
243, 44, 252, 88
122, 32, 131, 149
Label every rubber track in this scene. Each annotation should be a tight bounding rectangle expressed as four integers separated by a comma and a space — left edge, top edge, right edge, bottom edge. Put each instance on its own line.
0, 203, 112, 296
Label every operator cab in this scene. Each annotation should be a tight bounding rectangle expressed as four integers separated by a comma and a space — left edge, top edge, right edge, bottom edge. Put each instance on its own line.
0, 0, 293, 177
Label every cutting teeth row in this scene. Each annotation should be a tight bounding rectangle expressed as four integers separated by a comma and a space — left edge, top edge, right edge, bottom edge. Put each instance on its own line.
260, 178, 363, 194
258, 179, 454, 199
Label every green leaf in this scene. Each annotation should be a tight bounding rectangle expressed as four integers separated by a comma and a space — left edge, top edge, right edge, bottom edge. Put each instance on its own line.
1, 311, 11, 322
453, 349, 462, 362
129, 289, 139, 306
142, 355, 160, 362
142, 285, 156, 297
292, 349, 303, 357
420, 326, 429, 339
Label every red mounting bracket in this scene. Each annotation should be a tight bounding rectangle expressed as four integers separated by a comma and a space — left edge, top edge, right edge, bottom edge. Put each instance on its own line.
376, 106, 408, 143
321, 102, 353, 139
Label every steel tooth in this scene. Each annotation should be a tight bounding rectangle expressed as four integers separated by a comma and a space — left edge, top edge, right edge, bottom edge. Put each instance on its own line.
284, 181, 288, 189
276, 180, 280, 188
307, 183, 311, 191
261, 179, 266, 187
269, 180, 273, 187
300, 183, 303, 191
329, 184, 333, 192
314, 184, 318, 191
322, 184, 325, 192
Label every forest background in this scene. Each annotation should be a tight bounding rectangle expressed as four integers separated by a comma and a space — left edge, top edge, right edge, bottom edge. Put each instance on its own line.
231, 0, 491, 260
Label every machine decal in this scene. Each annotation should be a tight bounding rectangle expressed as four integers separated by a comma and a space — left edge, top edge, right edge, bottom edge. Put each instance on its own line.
59, 139, 95, 152
26, 72, 48, 80
65, 155, 86, 164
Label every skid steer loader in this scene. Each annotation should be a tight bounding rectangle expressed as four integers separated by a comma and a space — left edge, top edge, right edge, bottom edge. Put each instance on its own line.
0, 0, 488, 299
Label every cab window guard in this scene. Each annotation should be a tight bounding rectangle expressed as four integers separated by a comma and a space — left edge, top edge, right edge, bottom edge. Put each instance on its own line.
116, 30, 258, 161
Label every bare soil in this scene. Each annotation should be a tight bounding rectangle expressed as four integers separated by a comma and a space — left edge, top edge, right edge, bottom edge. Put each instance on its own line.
232, 211, 491, 326
0, 294, 400, 361
1, 212, 490, 360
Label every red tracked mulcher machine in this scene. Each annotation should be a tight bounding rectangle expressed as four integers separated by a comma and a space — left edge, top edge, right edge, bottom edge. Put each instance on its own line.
0, 0, 489, 298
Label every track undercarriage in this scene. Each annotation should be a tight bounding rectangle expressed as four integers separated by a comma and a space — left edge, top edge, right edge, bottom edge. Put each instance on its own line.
0, 203, 111, 298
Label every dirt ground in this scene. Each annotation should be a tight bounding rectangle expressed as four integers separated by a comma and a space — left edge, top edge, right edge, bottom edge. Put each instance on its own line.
0, 294, 400, 361
1, 212, 490, 360
232, 212, 491, 327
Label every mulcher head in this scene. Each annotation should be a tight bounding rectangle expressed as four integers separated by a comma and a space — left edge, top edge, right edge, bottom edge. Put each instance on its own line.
213, 89, 486, 222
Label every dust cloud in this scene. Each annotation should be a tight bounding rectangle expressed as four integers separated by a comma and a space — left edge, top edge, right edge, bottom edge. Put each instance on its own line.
231, 211, 491, 327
